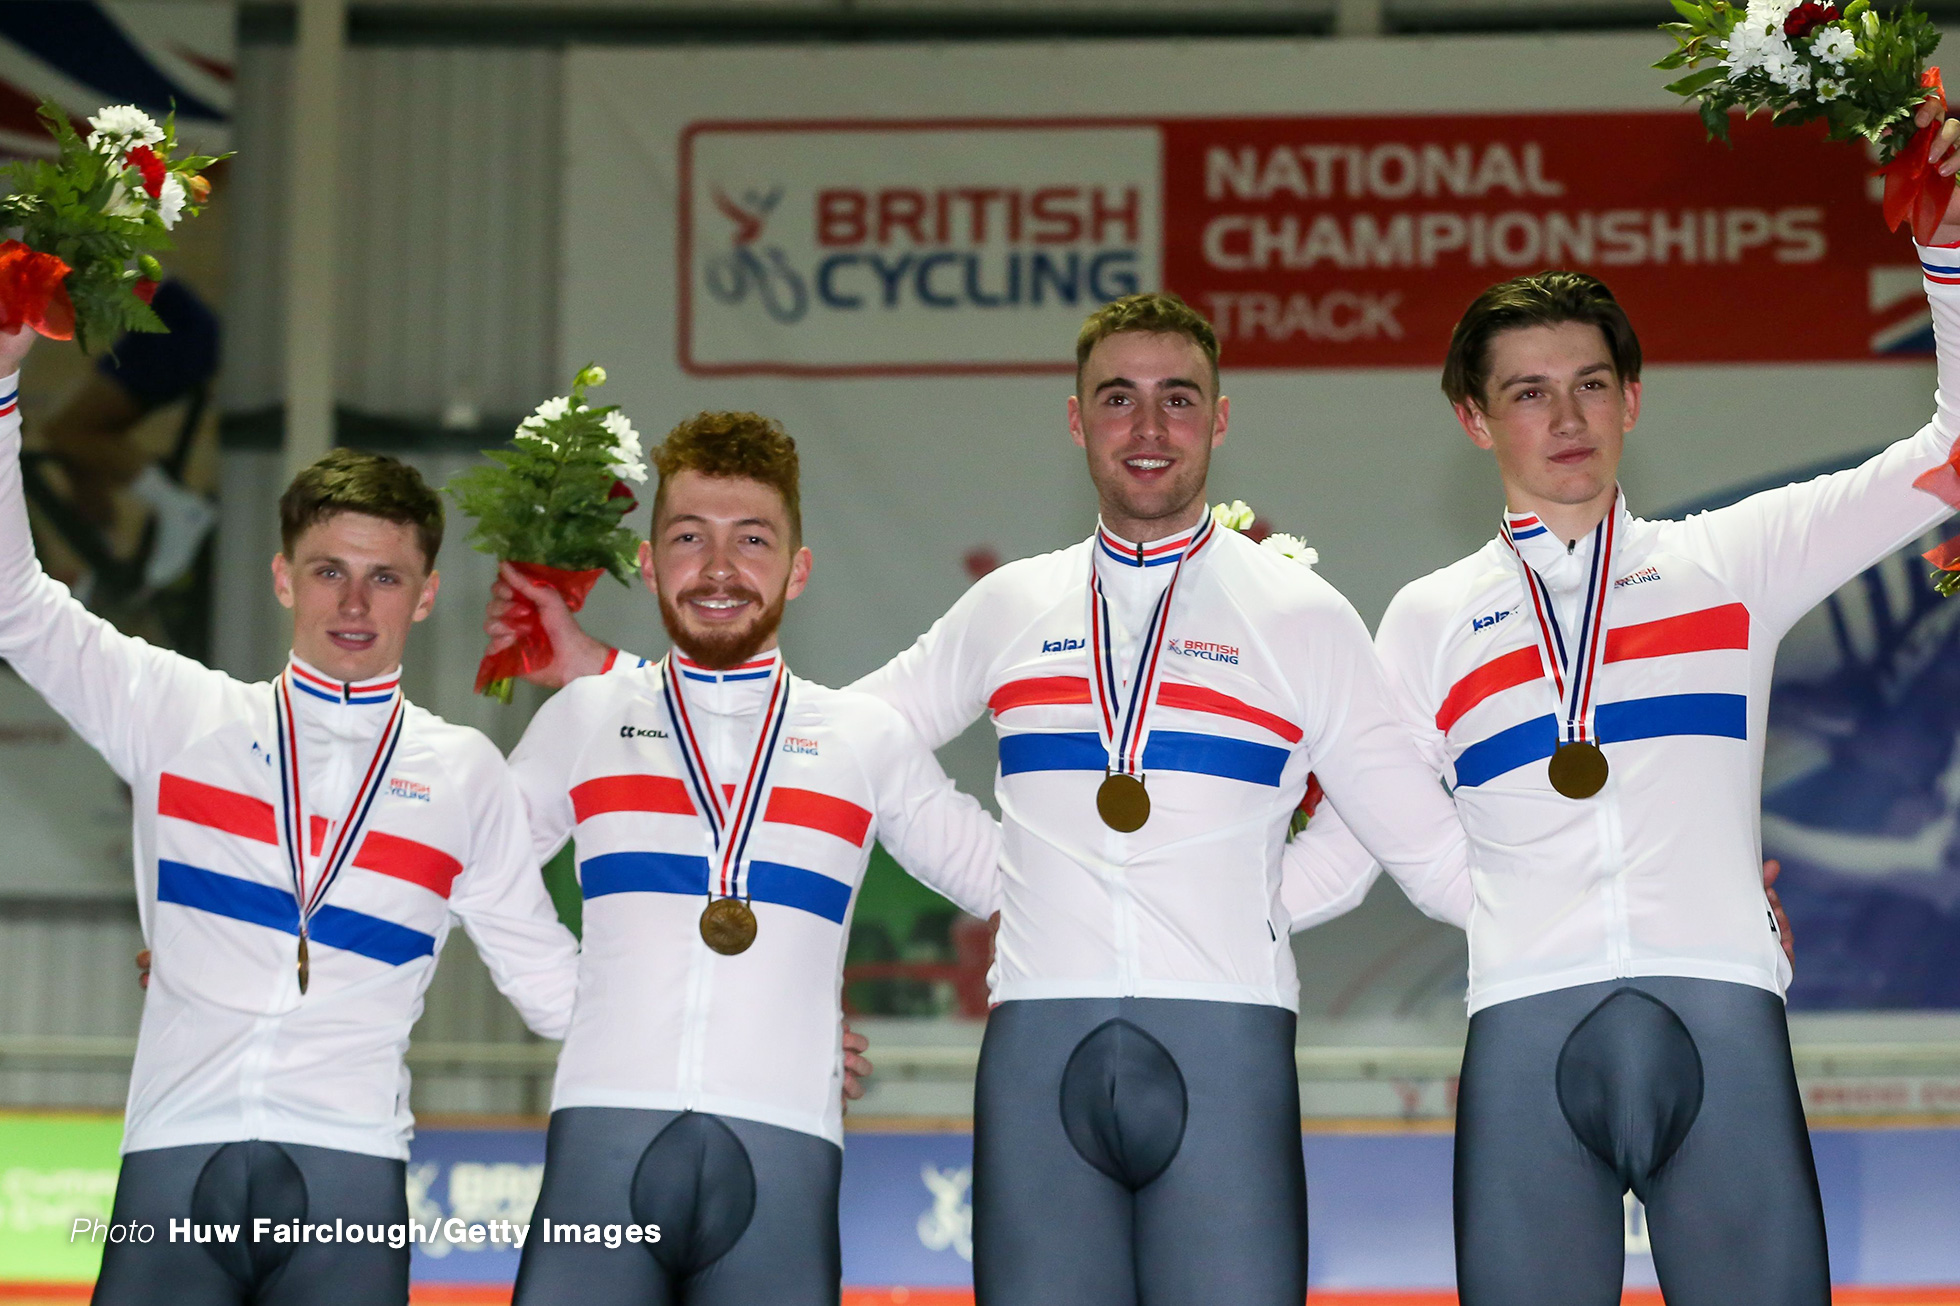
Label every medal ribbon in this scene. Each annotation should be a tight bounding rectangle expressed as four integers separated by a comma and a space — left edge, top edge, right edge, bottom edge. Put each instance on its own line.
1086, 515, 1219, 778
1497, 497, 1620, 750
660, 655, 792, 901
272, 670, 407, 940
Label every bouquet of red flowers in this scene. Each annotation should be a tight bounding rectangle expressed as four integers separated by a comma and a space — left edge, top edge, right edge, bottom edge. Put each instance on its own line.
449, 366, 645, 701
0, 102, 224, 350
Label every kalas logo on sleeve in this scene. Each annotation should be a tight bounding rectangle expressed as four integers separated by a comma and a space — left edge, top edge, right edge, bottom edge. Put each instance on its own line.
681, 122, 1162, 376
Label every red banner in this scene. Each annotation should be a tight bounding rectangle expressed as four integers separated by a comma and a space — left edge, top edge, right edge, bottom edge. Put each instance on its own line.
1161, 112, 1910, 368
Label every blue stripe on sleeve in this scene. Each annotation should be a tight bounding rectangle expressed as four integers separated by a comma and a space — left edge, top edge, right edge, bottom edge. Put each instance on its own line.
748, 861, 853, 924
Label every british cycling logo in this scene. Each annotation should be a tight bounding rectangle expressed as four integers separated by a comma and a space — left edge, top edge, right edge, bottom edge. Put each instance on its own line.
704, 186, 809, 326
701, 180, 1146, 325
1169, 638, 1240, 664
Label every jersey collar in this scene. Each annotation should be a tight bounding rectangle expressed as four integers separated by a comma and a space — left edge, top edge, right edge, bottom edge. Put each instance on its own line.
1094, 517, 1204, 569
286, 654, 402, 707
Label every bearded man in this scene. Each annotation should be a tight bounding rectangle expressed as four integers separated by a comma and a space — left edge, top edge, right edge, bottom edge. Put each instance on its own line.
501, 411, 1000, 1306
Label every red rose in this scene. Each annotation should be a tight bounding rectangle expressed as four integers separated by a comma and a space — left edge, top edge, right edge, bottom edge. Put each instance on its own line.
125, 144, 166, 199
1784, 2, 1839, 38
607, 479, 638, 512
133, 278, 158, 305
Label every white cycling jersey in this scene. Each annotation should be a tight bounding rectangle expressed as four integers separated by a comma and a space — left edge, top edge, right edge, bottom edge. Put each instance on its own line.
508, 650, 1000, 1145
1288, 245, 1960, 1014
0, 382, 577, 1158
851, 516, 1472, 1012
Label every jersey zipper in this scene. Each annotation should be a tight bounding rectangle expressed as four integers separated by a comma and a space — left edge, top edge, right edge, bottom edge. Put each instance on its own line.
1600, 793, 1632, 977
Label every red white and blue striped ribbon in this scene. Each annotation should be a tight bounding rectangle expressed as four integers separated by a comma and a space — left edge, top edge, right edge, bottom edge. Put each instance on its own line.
272, 668, 407, 937
660, 654, 792, 900
1497, 496, 1620, 749
1086, 514, 1219, 779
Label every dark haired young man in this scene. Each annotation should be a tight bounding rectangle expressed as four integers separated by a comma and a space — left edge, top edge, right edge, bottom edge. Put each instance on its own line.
1288, 107, 1960, 1305
0, 329, 580, 1306
496, 296, 1477, 1305
498, 411, 1000, 1306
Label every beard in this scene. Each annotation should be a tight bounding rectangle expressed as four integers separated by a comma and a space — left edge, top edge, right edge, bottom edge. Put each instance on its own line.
657, 582, 788, 670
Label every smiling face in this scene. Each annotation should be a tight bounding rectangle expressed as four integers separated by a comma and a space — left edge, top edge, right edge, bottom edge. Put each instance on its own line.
271, 511, 439, 682
1067, 329, 1229, 543
1454, 320, 1639, 537
645, 469, 812, 669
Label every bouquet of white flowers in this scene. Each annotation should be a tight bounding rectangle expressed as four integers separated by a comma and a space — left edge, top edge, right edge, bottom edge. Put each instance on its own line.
448, 365, 645, 700
0, 102, 225, 350
1656, 1, 1949, 239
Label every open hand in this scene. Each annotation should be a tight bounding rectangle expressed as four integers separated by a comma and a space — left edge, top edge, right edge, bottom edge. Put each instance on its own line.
482, 561, 612, 688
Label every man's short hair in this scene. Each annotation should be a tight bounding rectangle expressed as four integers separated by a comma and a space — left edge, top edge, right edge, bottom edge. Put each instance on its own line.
1441, 270, 1643, 409
653, 411, 802, 547
279, 449, 444, 571
1075, 291, 1221, 391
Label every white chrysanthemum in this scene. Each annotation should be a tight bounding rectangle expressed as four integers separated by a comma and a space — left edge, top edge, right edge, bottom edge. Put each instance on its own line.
101, 179, 146, 220
156, 173, 186, 229
1769, 55, 1812, 93
528, 395, 572, 425
602, 410, 647, 483
1211, 500, 1256, 531
1816, 77, 1844, 101
1261, 532, 1319, 568
1810, 26, 1856, 67
87, 105, 163, 152
1723, 9, 1794, 81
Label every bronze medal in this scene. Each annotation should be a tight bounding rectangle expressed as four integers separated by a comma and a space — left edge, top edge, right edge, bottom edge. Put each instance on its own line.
296, 933, 310, 994
1548, 741, 1609, 799
700, 898, 758, 955
1097, 772, 1151, 832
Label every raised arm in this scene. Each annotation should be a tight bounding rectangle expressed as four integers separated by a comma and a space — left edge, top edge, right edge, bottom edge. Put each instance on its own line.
446, 734, 581, 1039
0, 340, 239, 783
1685, 115, 1960, 635
862, 699, 1002, 920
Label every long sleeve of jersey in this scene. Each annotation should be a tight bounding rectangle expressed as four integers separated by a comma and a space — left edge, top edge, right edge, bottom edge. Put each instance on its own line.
1273, 590, 1472, 931
1677, 243, 1960, 636
446, 731, 580, 1039
849, 579, 997, 749
0, 374, 239, 783
507, 675, 617, 868
1279, 615, 1472, 932
855, 695, 1002, 919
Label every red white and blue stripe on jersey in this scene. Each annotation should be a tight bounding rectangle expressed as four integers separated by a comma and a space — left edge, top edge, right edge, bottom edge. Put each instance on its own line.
1441, 602, 1751, 788
153, 773, 455, 964
676, 653, 777, 684
988, 673, 1296, 787
1505, 513, 1548, 541
568, 775, 871, 924
1095, 522, 1200, 568
288, 661, 402, 706
0, 388, 16, 420
1921, 251, 1960, 288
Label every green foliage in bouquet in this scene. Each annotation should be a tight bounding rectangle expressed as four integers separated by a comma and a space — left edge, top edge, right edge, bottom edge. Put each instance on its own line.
447, 365, 645, 581
1656, 0, 1940, 161
0, 101, 225, 351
